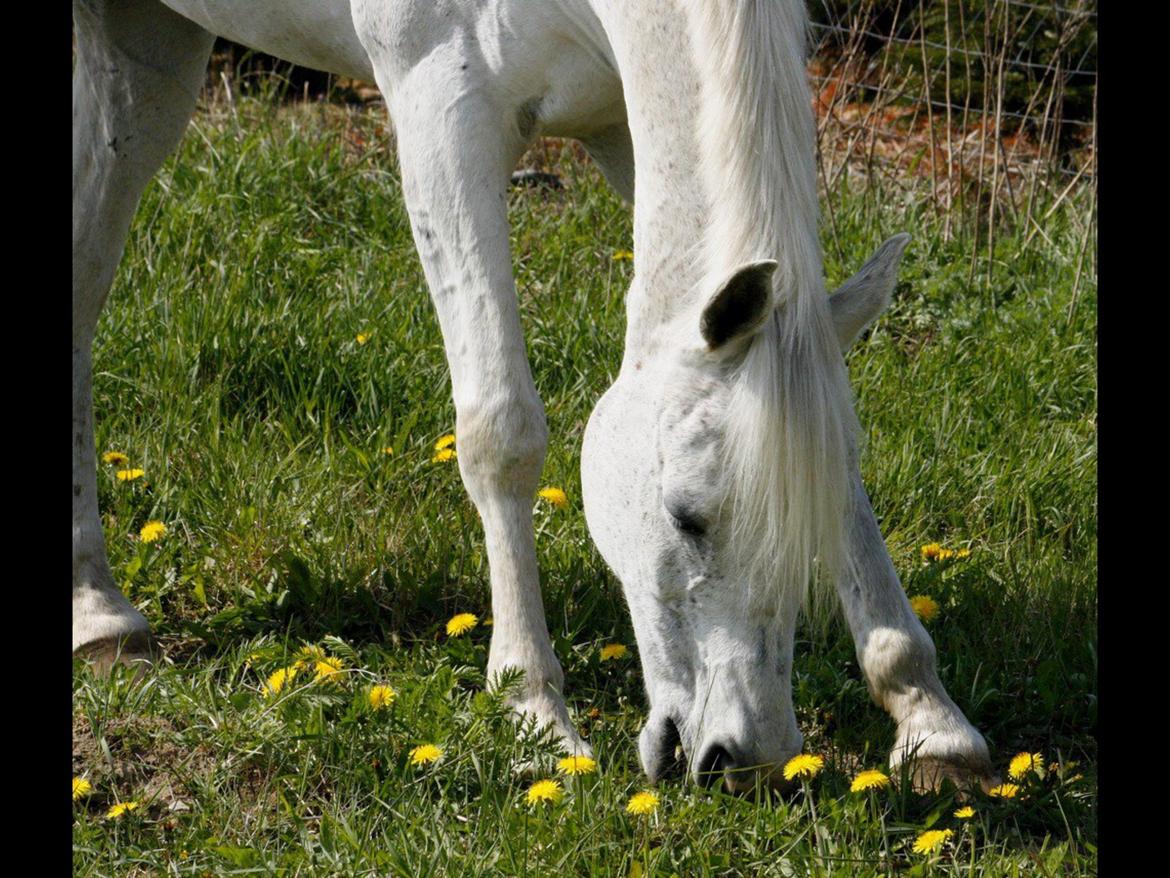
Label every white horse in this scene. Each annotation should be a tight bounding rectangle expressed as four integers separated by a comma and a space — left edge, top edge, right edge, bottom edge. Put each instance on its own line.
73, 0, 994, 792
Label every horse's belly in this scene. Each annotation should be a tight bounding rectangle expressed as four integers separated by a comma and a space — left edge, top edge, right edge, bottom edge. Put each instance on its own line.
158, 0, 376, 80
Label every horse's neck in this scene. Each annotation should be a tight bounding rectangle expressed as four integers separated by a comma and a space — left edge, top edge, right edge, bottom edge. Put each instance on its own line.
599, 1, 709, 358
597, 0, 828, 367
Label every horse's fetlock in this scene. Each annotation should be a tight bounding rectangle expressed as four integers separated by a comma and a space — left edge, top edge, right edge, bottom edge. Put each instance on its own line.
860, 626, 938, 709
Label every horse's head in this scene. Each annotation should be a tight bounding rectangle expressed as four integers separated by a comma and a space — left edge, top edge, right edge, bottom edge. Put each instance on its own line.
582, 235, 909, 792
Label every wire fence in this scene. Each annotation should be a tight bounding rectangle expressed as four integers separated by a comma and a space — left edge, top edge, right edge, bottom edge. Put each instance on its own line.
203, 1, 1096, 278
808, 0, 1095, 209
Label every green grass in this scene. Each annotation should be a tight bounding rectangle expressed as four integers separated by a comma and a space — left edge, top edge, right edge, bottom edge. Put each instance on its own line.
73, 87, 1096, 876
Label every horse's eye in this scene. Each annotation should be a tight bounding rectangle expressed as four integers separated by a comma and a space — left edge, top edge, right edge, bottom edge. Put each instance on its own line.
669, 511, 706, 537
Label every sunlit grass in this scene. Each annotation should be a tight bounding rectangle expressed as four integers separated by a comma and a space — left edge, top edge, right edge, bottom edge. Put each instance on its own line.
75, 86, 1095, 876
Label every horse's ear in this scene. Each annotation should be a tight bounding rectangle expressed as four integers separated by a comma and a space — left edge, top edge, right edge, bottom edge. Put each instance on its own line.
828, 233, 910, 351
699, 260, 778, 351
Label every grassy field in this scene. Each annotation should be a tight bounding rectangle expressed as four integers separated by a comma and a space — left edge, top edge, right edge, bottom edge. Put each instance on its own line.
73, 83, 1097, 876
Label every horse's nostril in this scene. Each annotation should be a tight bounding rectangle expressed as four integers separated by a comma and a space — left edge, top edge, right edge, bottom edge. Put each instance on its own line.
695, 744, 735, 788
639, 713, 683, 781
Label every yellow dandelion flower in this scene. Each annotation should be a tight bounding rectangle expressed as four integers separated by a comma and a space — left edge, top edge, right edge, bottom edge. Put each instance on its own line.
139, 520, 166, 543
356, 332, 370, 345
1008, 752, 1044, 780
434, 434, 456, 451
954, 806, 976, 819
409, 744, 443, 766
626, 790, 660, 816
73, 777, 93, 801
432, 448, 457, 463
314, 656, 344, 683
599, 643, 628, 661
115, 468, 145, 482
446, 613, 479, 636
537, 487, 568, 509
782, 753, 825, 781
988, 783, 1021, 799
293, 644, 327, 669
909, 595, 940, 623
102, 451, 129, 466
383, 446, 394, 455
850, 769, 890, 793
956, 548, 971, 559
912, 828, 953, 855
1052, 761, 1083, 784
920, 542, 943, 561
937, 548, 956, 561
263, 665, 298, 697
525, 779, 563, 806
106, 801, 140, 819
368, 684, 396, 710
612, 249, 634, 261
558, 755, 598, 776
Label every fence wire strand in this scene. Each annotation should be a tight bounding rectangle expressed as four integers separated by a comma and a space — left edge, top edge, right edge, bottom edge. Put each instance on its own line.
808, 0, 1096, 192
807, 0, 1095, 281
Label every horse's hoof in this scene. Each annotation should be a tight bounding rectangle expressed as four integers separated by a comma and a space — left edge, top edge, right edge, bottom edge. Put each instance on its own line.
899, 755, 999, 796
505, 707, 595, 779
509, 168, 564, 191
511, 734, 594, 780
73, 631, 158, 678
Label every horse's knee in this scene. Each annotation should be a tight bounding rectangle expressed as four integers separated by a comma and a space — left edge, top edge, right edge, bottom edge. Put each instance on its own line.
455, 394, 548, 500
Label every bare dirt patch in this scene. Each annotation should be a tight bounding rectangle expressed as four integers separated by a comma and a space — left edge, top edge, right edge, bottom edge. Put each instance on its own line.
72, 711, 214, 816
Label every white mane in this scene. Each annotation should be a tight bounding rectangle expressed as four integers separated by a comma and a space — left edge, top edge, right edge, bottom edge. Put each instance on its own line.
684, 0, 858, 609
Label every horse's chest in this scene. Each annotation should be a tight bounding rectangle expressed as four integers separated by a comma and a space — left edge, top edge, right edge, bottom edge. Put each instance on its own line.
524, 44, 625, 138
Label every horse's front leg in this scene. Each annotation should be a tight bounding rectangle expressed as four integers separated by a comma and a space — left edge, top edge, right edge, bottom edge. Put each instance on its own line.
837, 478, 995, 791
373, 50, 588, 756
72, 0, 214, 670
